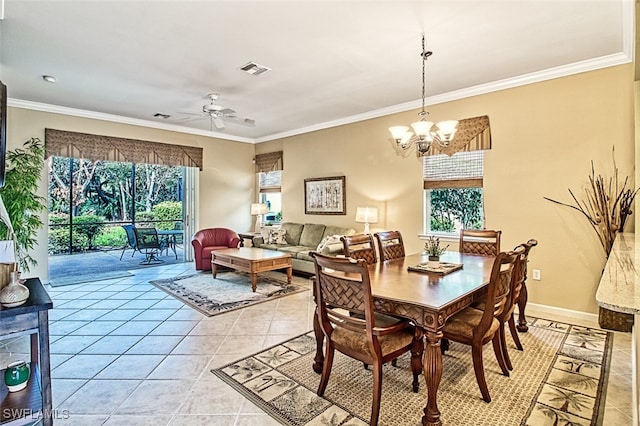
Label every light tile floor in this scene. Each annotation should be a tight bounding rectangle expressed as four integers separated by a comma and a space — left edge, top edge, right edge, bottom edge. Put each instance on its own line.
0, 262, 633, 425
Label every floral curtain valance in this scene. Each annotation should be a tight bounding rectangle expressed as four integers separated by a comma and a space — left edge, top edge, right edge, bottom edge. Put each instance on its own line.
254, 151, 283, 173
44, 128, 203, 170
426, 115, 491, 157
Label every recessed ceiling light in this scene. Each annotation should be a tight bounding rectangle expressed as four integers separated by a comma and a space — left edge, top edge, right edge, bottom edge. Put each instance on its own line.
42, 75, 56, 83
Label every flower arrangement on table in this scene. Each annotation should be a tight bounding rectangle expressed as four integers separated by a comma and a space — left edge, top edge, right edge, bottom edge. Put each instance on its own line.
424, 235, 449, 260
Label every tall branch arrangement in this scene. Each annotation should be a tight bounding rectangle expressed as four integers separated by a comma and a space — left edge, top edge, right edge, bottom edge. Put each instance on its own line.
544, 149, 639, 256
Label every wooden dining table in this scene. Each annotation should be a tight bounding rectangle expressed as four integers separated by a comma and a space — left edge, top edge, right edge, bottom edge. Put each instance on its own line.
312, 251, 497, 426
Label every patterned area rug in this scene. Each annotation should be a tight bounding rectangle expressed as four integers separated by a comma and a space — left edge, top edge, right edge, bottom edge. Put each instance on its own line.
212, 317, 612, 426
150, 270, 309, 316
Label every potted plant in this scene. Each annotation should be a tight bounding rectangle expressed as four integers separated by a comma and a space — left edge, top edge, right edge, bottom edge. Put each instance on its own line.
0, 138, 47, 273
424, 235, 448, 262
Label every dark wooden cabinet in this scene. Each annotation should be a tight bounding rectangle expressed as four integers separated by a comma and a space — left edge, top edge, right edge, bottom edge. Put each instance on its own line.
0, 278, 53, 426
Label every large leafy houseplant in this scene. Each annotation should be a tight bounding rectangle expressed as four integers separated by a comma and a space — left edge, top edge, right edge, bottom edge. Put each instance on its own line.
0, 138, 47, 272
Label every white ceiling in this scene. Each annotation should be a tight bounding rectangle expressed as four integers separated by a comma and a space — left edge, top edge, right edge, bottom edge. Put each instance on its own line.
0, 1, 633, 144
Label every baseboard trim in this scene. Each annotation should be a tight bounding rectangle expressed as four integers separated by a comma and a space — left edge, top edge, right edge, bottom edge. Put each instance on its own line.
526, 302, 599, 324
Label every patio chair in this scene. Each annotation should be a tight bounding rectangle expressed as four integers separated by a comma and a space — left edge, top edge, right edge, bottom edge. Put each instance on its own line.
119, 224, 139, 260
134, 227, 165, 265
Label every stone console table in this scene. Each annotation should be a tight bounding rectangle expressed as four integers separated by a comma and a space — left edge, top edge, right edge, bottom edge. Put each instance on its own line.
595, 232, 639, 424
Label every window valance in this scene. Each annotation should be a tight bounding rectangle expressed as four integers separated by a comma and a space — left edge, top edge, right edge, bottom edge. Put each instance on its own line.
426, 115, 491, 157
44, 128, 203, 170
254, 151, 283, 173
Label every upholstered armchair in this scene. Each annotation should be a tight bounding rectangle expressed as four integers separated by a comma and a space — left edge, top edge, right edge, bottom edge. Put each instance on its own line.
191, 228, 242, 271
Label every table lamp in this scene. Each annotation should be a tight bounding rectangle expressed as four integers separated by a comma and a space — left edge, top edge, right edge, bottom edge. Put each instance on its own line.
251, 203, 269, 232
355, 206, 378, 234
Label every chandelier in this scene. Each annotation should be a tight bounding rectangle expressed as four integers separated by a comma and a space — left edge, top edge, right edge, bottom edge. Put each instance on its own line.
389, 35, 458, 156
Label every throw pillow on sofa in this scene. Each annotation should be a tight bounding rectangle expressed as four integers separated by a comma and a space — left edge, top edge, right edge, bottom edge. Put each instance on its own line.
267, 229, 288, 245
316, 234, 342, 252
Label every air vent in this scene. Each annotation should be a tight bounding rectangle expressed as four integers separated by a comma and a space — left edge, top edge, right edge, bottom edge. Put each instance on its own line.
153, 113, 171, 119
239, 62, 271, 76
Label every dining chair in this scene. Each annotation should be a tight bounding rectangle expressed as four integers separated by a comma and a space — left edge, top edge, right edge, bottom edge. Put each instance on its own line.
341, 233, 377, 264
310, 252, 423, 426
497, 241, 537, 371
133, 227, 165, 265
374, 230, 405, 261
119, 224, 139, 260
459, 229, 502, 257
441, 247, 522, 403
514, 239, 539, 336
475, 240, 537, 371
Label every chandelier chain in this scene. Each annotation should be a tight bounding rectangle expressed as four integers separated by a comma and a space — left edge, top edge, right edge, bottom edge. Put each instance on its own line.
421, 35, 426, 115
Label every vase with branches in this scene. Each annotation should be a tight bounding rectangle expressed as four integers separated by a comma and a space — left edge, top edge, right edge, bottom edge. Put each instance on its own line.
544, 148, 638, 257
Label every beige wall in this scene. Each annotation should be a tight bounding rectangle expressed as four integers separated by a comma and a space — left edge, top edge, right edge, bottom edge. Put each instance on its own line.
7, 108, 256, 281
258, 64, 635, 314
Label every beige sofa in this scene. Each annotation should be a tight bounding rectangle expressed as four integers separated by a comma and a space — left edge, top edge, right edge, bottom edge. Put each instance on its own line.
252, 222, 355, 274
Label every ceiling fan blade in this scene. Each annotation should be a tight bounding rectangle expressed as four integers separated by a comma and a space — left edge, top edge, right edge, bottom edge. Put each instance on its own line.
224, 115, 256, 127
218, 108, 236, 115
176, 116, 208, 124
212, 116, 225, 129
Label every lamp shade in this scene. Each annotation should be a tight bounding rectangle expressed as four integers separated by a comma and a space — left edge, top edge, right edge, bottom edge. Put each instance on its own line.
250, 203, 268, 215
355, 207, 379, 224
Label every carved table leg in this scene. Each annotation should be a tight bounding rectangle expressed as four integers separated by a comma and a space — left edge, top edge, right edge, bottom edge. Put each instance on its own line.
312, 308, 324, 374
517, 283, 529, 332
421, 330, 443, 426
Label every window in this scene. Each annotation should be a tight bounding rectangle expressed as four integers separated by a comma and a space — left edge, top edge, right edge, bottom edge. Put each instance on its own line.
258, 170, 282, 224
424, 150, 484, 234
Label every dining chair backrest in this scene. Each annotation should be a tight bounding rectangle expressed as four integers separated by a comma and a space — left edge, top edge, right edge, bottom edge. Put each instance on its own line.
374, 230, 405, 261
312, 252, 375, 333
459, 229, 501, 257
341, 234, 377, 265
476, 247, 522, 339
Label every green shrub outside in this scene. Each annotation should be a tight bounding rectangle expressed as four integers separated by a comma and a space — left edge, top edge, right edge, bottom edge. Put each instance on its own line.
48, 227, 89, 254
49, 213, 68, 225
94, 225, 127, 248
152, 201, 182, 230
135, 211, 155, 228
73, 215, 106, 249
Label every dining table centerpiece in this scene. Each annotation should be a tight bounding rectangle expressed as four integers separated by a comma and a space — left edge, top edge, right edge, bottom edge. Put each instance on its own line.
424, 235, 448, 267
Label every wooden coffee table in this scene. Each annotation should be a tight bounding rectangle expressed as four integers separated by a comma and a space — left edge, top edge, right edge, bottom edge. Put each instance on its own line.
211, 247, 293, 292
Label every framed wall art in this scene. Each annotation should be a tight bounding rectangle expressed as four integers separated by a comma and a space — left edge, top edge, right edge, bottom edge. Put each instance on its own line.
304, 176, 346, 215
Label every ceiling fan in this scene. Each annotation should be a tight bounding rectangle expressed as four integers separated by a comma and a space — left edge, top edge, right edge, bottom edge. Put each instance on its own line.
178, 93, 255, 130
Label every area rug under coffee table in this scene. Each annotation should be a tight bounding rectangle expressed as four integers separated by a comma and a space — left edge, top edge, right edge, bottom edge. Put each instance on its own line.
150, 270, 309, 316
212, 317, 612, 425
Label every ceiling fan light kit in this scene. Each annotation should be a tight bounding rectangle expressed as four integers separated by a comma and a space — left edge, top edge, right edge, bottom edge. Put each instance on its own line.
389, 35, 458, 156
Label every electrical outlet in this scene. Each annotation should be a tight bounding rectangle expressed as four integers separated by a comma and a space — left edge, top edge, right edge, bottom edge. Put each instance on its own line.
532, 269, 541, 280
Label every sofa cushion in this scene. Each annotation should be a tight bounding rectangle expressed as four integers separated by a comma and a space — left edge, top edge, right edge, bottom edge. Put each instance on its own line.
281, 222, 304, 245
299, 223, 326, 247
277, 245, 309, 255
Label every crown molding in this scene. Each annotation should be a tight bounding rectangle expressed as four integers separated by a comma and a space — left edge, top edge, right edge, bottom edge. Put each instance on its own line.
255, 51, 632, 143
7, 99, 255, 144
